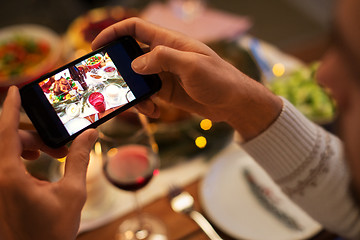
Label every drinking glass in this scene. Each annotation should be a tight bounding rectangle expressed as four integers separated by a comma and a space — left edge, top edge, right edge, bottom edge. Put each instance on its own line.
99, 109, 167, 240
89, 92, 106, 113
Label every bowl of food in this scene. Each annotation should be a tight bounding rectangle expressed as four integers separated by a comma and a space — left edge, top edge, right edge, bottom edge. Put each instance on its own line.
64, 6, 138, 59
85, 54, 103, 69
267, 63, 336, 124
103, 66, 117, 78
0, 24, 62, 89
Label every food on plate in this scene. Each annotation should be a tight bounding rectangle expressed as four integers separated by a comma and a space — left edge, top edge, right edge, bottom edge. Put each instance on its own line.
86, 54, 103, 69
0, 24, 61, 88
0, 35, 50, 80
53, 77, 72, 95
268, 63, 336, 122
40, 77, 79, 104
104, 66, 115, 72
65, 7, 137, 57
90, 74, 101, 79
39, 77, 54, 93
104, 77, 127, 88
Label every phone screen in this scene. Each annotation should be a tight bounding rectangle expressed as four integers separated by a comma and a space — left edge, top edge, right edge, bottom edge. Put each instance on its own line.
39, 50, 138, 136
20, 37, 161, 148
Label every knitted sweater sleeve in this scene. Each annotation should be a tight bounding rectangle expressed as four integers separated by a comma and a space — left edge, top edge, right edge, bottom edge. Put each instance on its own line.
241, 97, 360, 239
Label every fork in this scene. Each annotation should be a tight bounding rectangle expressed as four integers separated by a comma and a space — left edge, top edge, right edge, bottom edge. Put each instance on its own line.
168, 185, 223, 240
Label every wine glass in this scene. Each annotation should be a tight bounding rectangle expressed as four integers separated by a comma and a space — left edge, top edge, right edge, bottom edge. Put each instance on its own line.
99, 109, 167, 240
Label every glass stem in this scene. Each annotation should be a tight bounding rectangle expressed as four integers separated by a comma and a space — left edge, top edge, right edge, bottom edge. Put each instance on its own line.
134, 191, 142, 223
133, 192, 149, 239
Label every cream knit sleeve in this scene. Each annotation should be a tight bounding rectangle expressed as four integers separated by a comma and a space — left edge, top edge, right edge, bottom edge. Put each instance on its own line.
241, 97, 360, 239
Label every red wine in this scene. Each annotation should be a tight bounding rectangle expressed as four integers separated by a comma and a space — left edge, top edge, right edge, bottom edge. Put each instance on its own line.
103, 145, 159, 192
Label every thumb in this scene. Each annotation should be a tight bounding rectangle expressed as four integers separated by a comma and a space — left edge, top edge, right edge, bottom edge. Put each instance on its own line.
62, 129, 98, 186
132, 45, 195, 75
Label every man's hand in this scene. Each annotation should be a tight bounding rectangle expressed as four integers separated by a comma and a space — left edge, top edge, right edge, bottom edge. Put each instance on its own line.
92, 18, 282, 140
0, 86, 98, 240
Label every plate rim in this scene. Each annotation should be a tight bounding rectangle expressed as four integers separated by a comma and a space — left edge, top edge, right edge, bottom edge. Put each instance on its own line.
199, 146, 322, 239
0, 24, 62, 86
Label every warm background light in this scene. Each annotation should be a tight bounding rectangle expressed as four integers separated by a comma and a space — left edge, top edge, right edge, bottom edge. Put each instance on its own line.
94, 142, 102, 155
57, 157, 66, 163
272, 63, 285, 77
200, 119, 212, 131
107, 148, 118, 158
195, 136, 207, 149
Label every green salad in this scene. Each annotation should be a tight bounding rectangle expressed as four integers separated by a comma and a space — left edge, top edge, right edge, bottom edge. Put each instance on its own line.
268, 63, 336, 122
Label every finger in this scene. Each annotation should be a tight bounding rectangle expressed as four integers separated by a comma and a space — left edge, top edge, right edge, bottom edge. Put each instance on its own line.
92, 17, 210, 54
132, 48, 206, 111
0, 86, 21, 133
131, 45, 197, 75
135, 98, 160, 119
62, 129, 98, 186
21, 150, 41, 160
0, 86, 22, 160
92, 17, 175, 49
19, 130, 68, 159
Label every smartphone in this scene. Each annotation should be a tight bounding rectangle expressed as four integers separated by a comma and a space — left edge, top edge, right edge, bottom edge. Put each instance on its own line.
20, 36, 161, 148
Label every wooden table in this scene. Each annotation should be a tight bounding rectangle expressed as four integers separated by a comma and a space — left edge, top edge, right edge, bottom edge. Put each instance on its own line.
76, 179, 339, 240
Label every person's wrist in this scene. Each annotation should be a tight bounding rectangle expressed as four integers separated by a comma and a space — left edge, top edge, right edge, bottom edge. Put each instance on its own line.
225, 89, 283, 142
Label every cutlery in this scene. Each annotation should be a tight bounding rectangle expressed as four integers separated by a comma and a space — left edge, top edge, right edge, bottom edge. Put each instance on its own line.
168, 185, 223, 240
243, 168, 303, 231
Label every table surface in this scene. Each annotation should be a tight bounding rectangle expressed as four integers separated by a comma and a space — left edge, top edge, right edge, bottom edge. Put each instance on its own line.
76, 179, 339, 240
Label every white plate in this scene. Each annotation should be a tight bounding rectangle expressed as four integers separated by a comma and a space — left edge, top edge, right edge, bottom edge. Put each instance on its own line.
47, 153, 128, 234
64, 117, 92, 135
78, 183, 122, 233
200, 147, 322, 240
104, 84, 125, 106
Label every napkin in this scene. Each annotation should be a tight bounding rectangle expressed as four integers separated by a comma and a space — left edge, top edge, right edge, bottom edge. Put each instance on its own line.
140, 2, 252, 43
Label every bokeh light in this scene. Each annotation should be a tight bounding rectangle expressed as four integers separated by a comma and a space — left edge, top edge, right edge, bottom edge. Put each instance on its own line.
107, 148, 118, 158
200, 119, 212, 131
272, 63, 285, 77
94, 141, 102, 155
195, 136, 207, 149
57, 157, 66, 163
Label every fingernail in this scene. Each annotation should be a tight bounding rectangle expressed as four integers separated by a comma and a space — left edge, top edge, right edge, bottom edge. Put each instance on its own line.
132, 56, 147, 71
8, 85, 18, 95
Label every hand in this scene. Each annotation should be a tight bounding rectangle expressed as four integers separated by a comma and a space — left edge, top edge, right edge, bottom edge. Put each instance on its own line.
0, 86, 98, 240
92, 17, 282, 140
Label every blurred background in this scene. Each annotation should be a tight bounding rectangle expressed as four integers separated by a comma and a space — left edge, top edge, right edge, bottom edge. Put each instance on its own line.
1, 0, 335, 60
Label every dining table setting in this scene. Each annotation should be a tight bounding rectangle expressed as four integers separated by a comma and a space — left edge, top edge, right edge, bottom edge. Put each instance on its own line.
73, 142, 339, 240
0, 0, 341, 239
